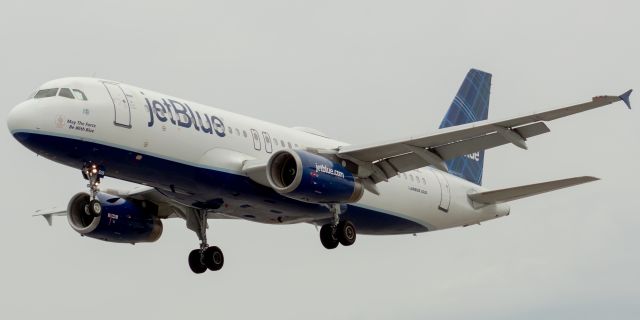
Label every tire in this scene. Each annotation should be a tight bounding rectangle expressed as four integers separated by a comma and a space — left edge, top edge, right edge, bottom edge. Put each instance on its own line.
319, 224, 339, 249
202, 246, 224, 271
336, 220, 356, 246
188, 249, 207, 274
89, 199, 102, 217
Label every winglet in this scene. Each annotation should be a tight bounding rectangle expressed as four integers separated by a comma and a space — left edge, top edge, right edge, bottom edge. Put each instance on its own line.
619, 89, 632, 109
43, 215, 53, 226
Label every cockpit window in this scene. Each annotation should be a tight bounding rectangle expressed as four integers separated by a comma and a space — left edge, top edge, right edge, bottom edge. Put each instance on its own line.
72, 89, 88, 101
34, 88, 59, 99
58, 88, 74, 99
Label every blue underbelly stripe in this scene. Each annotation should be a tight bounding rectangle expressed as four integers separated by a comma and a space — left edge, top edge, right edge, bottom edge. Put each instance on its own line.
12, 130, 430, 235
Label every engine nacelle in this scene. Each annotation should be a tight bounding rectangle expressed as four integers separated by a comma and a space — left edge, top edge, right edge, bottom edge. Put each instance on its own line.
266, 150, 364, 204
67, 192, 162, 244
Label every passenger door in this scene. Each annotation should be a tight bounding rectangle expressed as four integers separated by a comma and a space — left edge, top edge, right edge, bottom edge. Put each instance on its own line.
103, 82, 131, 128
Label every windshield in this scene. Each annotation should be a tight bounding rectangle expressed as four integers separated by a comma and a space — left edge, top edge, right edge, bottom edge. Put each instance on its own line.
32, 87, 88, 100
58, 88, 74, 99
34, 88, 59, 99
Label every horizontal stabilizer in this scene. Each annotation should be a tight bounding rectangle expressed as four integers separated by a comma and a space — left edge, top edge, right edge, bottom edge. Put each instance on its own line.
468, 176, 599, 204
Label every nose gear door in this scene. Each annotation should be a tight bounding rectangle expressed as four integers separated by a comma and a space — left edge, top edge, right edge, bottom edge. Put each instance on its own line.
103, 82, 132, 128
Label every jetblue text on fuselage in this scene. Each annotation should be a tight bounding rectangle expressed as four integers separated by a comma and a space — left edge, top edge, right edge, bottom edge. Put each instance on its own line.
146, 98, 225, 137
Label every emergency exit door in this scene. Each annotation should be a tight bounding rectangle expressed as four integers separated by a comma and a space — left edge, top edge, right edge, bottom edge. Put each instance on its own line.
250, 129, 261, 150
434, 171, 451, 212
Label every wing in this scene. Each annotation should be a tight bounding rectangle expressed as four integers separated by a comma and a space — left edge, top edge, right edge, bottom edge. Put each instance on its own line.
33, 185, 236, 225
33, 207, 67, 226
334, 90, 632, 184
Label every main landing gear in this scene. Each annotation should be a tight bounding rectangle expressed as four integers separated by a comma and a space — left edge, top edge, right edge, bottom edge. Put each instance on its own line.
81, 162, 105, 217
187, 209, 224, 274
319, 204, 357, 249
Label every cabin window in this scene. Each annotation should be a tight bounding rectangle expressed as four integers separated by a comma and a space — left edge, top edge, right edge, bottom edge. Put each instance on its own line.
235, 128, 240, 136
34, 88, 58, 99
58, 88, 74, 99
287, 142, 292, 149
243, 130, 248, 138
228, 126, 233, 134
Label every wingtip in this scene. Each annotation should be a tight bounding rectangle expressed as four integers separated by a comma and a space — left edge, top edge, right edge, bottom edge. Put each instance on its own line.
619, 89, 632, 109
43, 215, 53, 226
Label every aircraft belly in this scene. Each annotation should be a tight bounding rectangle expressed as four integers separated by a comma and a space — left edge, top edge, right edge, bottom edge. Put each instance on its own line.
13, 131, 428, 234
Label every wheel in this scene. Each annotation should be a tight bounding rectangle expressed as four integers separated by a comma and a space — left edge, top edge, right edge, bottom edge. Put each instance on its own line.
188, 249, 207, 274
319, 224, 339, 249
88, 199, 102, 217
336, 220, 356, 246
202, 246, 224, 271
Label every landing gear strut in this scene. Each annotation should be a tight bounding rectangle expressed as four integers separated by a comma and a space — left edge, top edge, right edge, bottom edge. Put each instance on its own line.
319, 204, 357, 249
81, 163, 104, 217
187, 209, 224, 274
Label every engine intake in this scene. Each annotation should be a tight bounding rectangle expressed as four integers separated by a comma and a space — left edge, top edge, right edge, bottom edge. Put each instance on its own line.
67, 192, 162, 244
266, 150, 363, 203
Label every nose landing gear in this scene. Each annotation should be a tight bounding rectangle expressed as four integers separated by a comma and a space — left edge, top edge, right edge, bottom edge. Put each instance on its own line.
81, 163, 105, 217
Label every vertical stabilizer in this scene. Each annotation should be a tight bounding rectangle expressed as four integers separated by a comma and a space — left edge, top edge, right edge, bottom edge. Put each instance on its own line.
439, 69, 491, 185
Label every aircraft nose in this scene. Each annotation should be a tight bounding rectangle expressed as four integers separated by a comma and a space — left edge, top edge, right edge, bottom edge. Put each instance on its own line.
7, 100, 38, 134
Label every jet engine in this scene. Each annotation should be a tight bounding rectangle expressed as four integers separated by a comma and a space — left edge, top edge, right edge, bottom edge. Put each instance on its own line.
266, 150, 363, 204
67, 192, 162, 244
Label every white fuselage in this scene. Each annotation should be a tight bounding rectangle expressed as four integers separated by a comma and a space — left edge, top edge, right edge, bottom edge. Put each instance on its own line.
7, 77, 509, 234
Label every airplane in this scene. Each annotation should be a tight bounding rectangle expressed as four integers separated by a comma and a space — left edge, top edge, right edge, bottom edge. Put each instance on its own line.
7, 69, 632, 274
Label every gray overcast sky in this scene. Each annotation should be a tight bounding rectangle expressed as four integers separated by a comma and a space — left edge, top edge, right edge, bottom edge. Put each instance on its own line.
1, 1, 638, 319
